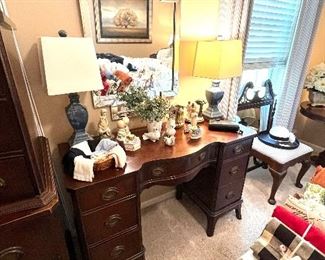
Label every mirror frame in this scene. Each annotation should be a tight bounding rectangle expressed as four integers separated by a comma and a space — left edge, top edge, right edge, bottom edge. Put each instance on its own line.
78, 0, 179, 104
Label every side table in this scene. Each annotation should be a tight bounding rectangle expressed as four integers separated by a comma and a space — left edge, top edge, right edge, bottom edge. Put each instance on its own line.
300, 101, 325, 166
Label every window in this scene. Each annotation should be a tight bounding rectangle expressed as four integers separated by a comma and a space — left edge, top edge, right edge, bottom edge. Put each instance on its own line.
239, 0, 302, 129
241, 0, 302, 95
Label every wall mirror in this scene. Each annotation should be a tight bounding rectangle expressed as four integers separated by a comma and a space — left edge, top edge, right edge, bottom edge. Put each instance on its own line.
78, 0, 179, 114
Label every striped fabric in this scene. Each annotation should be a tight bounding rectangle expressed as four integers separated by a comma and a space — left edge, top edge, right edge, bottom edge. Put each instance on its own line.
274, 0, 324, 129
217, 0, 251, 120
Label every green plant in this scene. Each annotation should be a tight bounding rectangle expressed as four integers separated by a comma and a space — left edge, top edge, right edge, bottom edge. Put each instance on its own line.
118, 87, 170, 122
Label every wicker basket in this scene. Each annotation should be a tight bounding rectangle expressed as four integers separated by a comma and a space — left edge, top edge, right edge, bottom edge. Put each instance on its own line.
93, 154, 114, 171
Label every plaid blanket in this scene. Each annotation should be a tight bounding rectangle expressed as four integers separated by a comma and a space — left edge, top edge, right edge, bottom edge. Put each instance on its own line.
251, 218, 325, 260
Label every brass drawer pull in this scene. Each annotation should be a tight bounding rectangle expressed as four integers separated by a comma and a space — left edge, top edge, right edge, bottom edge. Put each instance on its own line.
198, 152, 206, 161
102, 187, 119, 201
152, 167, 164, 177
229, 166, 240, 175
226, 191, 235, 200
233, 145, 243, 155
0, 246, 24, 259
0, 178, 5, 188
110, 245, 125, 258
104, 214, 122, 228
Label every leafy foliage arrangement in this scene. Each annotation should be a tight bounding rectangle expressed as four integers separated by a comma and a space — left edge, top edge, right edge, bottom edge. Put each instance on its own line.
118, 87, 170, 122
305, 63, 325, 93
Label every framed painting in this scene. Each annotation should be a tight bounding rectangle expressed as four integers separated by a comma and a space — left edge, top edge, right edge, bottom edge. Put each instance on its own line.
94, 0, 152, 43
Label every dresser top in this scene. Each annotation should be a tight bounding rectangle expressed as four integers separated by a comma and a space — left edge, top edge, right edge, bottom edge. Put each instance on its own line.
61, 122, 256, 191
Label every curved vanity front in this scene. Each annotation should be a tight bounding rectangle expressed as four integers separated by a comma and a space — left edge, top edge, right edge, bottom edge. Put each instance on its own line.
62, 122, 255, 260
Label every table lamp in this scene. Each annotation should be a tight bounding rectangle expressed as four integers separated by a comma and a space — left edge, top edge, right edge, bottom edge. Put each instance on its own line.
193, 40, 242, 120
40, 36, 102, 145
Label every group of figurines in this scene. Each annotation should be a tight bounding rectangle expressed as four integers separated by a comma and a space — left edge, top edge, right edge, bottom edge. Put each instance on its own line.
96, 100, 206, 150
97, 108, 141, 151
169, 100, 206, 141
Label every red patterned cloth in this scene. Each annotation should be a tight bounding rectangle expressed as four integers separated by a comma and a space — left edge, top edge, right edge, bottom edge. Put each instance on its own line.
272, 205, 325, 254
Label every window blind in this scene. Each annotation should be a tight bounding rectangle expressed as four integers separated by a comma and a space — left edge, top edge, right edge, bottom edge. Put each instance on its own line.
244, 0, 301, 69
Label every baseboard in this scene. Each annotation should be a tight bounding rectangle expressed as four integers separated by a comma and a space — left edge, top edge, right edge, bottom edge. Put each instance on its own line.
300, 139, 324, 154
141, 189, 176, 209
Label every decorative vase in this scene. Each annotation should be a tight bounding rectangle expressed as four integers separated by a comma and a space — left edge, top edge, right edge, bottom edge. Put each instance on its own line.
308, 90, 325, 107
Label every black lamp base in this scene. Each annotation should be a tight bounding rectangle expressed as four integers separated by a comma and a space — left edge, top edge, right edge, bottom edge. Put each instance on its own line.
65, 93, 92, 146
203, 81, 224, 120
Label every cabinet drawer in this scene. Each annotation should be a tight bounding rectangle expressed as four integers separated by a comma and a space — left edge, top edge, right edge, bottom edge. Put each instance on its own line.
215, 181, 244, 210
0, 156, 36, 205
89, 229, 142, 260
77, 174, 136, 212
223, 139, 252, 160
218, 155, 249, 187
141, 145, 216, 185
82, 197, 138, 245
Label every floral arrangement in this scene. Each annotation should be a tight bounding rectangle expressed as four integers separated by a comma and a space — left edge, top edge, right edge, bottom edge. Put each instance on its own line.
118, 87, 170, 122
304, 63, 325, 93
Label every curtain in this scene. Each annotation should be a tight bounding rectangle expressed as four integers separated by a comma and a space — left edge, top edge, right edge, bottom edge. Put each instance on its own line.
217, 0, 251, 120
274, 0, 324, 130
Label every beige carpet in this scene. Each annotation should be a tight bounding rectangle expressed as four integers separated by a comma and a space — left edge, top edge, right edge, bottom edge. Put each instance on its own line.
141, 164, 315, 260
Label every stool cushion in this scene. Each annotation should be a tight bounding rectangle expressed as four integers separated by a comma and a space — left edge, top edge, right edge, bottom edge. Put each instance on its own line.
252, 137, 313, 164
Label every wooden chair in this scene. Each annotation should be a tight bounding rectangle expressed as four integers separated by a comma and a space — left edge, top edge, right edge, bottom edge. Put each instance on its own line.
237, 80, 313, 205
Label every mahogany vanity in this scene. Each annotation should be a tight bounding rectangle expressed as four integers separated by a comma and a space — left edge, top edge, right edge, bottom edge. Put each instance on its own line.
61, 123, 256, 260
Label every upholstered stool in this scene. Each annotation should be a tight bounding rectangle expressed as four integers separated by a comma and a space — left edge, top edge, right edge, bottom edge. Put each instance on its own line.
251, 138, 313, 205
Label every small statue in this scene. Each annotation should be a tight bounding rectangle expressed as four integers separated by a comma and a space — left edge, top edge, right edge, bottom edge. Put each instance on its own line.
185, 101, 192, 123
116, 115, 141, 151
189, 107, 201, 140
116, 119, 128, 142
164, 118, 176, 146
142, 126, 161, 142
175, 105, 185, 128
195, 100, 206, 123
98, 108, 113, 138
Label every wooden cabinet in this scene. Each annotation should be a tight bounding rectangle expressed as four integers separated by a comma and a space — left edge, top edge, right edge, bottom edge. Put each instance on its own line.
62, 123, 255, 259
0, 12, 68, 259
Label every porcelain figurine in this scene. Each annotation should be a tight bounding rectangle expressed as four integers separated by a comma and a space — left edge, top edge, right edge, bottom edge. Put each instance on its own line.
175, 105, 185, 128
195, 100, 206, 123
116, 119, 128, 142
124, 134, 141, 151
164, 118, 176, 146
185, 101, 192, 123
98, 108, 113, 138
189, 109, 201, 140
142, 126, 161, 142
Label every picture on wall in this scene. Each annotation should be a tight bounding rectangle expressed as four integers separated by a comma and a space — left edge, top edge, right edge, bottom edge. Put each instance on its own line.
94, 0, 152, 43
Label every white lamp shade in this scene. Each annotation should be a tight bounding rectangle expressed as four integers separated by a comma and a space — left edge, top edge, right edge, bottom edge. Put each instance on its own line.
193, 40, 242, 79
40, 37, 102, 96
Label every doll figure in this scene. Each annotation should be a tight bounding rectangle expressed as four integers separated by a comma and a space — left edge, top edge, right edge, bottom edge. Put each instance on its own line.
116, 119, 127, 142
189, 108, 201, 140
98, 109, 113, 138
175, 105, 185, 128
195, 100, 206, 123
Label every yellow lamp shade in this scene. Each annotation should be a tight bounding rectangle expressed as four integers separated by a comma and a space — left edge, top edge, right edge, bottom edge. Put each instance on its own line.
193, 40, 242, 79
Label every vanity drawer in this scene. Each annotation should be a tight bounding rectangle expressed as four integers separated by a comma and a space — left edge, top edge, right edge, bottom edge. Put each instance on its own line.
141, 145, 216, 185
218, 155, 249, 187
215, 181, 244, 210
77, 174, 136, 212
82, 197, 138, 245
0, 156, 36, 205
89, 229, 142, 260
222, 139, 252, 160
